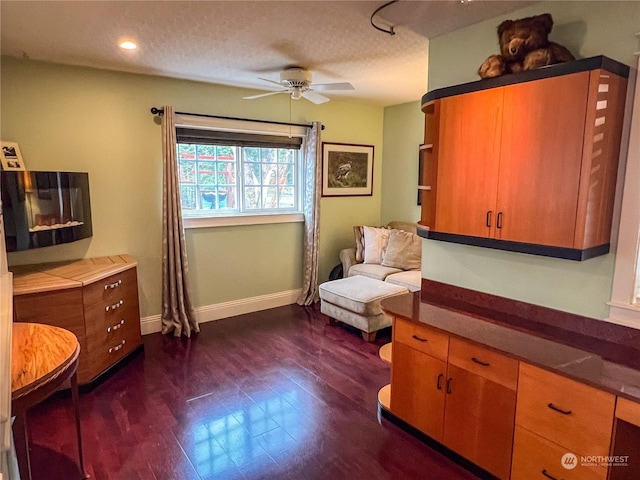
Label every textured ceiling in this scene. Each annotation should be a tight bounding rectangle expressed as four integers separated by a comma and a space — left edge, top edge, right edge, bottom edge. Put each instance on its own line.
0, 1, 534, 106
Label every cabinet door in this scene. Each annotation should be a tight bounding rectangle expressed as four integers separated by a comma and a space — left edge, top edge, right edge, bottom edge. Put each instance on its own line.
496, 72, 590, 247
390, 341, 447, 441
443, 364, 516, 480
434, 88, 503, 237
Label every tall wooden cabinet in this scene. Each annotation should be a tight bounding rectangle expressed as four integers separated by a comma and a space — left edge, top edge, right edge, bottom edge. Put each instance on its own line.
420, 56, 629, 260
11, 255, 143, 385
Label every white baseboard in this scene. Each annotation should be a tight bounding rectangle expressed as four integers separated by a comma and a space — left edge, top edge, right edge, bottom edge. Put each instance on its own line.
140, 289, 302, 335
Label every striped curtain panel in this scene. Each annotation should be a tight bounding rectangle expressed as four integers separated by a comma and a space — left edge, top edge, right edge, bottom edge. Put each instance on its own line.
161, 106, 199, 337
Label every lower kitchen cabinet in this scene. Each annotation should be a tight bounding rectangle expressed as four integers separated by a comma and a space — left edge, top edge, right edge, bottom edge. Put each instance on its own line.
390, 340, 447, 441
390, 318, 518, 479
443, 364, 517, 479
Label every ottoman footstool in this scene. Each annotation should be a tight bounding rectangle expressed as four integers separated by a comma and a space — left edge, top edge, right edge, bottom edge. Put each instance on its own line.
319, 275, 409, 342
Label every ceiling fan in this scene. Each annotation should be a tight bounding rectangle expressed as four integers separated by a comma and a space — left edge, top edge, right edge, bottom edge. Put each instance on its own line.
243, 67, 354, 104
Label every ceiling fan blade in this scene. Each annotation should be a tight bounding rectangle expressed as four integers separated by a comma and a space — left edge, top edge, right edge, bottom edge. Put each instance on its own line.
310, 82, 355, 91
302, 90, 330, 104
243, 90, 289, 100
258, 77, 284, 87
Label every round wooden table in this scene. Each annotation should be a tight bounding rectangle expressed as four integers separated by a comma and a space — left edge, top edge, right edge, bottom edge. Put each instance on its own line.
11, 323, 88, 479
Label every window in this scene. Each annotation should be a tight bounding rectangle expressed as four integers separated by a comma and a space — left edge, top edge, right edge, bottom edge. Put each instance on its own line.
174, 116, 307, 227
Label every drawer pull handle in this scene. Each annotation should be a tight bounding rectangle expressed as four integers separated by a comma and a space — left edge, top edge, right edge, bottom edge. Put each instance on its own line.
548, 403, 572, 415
104, 279, 122, 290
485, 211, 492, 228
412, 335, 428, 343
436, 373, 444, 390
446, 377, 453, 394
471, 357, 490, 367
105, 299, 124, 312
541, 469, 562, 480
108, 340, 126, 354
107, 319, 125, 333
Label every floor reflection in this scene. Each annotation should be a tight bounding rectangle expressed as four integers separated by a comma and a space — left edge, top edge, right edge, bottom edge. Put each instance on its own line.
190, 388, 313, 478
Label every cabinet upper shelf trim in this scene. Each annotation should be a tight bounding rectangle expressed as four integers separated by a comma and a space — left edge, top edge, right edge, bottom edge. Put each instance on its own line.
422, 56, 630, 107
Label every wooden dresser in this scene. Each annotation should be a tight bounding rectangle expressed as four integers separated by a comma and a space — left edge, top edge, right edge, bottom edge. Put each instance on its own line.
11, 255, 143, 385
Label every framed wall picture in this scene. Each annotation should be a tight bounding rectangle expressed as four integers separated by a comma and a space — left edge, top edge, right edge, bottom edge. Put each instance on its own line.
322, 142, 374, 197
0, 141, 26, 171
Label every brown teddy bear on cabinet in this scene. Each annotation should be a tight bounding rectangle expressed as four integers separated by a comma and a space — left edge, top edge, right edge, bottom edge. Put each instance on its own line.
478, 13, 575, 79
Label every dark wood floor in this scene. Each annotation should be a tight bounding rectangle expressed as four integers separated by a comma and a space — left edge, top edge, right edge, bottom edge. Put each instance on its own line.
25, 304, 479, 480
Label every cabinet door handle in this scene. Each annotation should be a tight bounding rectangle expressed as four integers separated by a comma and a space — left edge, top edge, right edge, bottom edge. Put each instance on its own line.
446, 378, 453, 394
471, 357, 490, 367
104, 279, 122, 290
548, 403, 572, 415
412, 335, 428, 343
486, 211, 492, 227
541, 469, 562, 480
107, 319, 125, 333
105, 299, 124, 312
436, 373, 444, 390
108, 339, 126, 354
497, 212, 503, 229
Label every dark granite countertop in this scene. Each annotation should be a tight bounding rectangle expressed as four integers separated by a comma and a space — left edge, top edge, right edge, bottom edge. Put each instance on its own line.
381, 291, 640, 404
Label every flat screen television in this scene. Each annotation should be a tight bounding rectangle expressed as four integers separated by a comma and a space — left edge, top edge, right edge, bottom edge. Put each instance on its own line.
0, 171, 92, 252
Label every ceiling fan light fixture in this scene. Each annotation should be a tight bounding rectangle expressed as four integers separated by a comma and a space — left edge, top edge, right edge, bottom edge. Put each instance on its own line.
245, 67, 353, 104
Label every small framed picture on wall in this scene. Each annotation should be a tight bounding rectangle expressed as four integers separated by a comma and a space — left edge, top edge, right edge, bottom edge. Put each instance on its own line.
322, 142, 374, 197
0, 141, 26, 171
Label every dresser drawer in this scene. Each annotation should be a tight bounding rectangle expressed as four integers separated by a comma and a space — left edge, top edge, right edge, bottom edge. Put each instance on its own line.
87, 334, 127, 379
511, 426, 607, 480
516, 363, 615, 456
394, 317, 449, 361
82, 267, 137, 307
84, 298, 139, 351
448, 337, 519, 390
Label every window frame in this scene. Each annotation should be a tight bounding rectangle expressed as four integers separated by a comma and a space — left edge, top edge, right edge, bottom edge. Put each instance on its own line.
175, 115, 308, 228
608, 55, 640, 329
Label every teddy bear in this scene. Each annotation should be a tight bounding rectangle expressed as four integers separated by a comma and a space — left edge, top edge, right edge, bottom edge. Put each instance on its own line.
478, 13, 575, 79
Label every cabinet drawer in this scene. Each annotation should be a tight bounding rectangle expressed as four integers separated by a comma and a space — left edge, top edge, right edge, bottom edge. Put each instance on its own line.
84, 299, 139, 351
82, 267, 137, 307
394, 317, 449, 361
616, 397, 640, 427
516, 363, 615, 456
511, 426, 607, 480
448, 337, 519, 390
88, 335, 127, 380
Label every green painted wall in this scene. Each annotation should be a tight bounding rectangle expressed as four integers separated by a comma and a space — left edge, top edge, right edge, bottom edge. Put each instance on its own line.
381, 101, 424, 225
420, 1, 640, 319
1, 57, 384, 318
429, 1, 640, 91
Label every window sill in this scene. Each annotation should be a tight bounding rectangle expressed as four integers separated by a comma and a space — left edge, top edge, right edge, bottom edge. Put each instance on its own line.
183, 213, 305, 229
606, 300, 640, 329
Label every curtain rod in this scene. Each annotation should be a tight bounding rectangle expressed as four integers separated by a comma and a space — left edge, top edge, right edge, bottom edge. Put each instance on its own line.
149, 107, 324, 130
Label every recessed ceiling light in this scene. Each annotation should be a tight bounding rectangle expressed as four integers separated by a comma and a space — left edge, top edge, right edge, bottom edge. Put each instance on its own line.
119, 40, 137, 50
